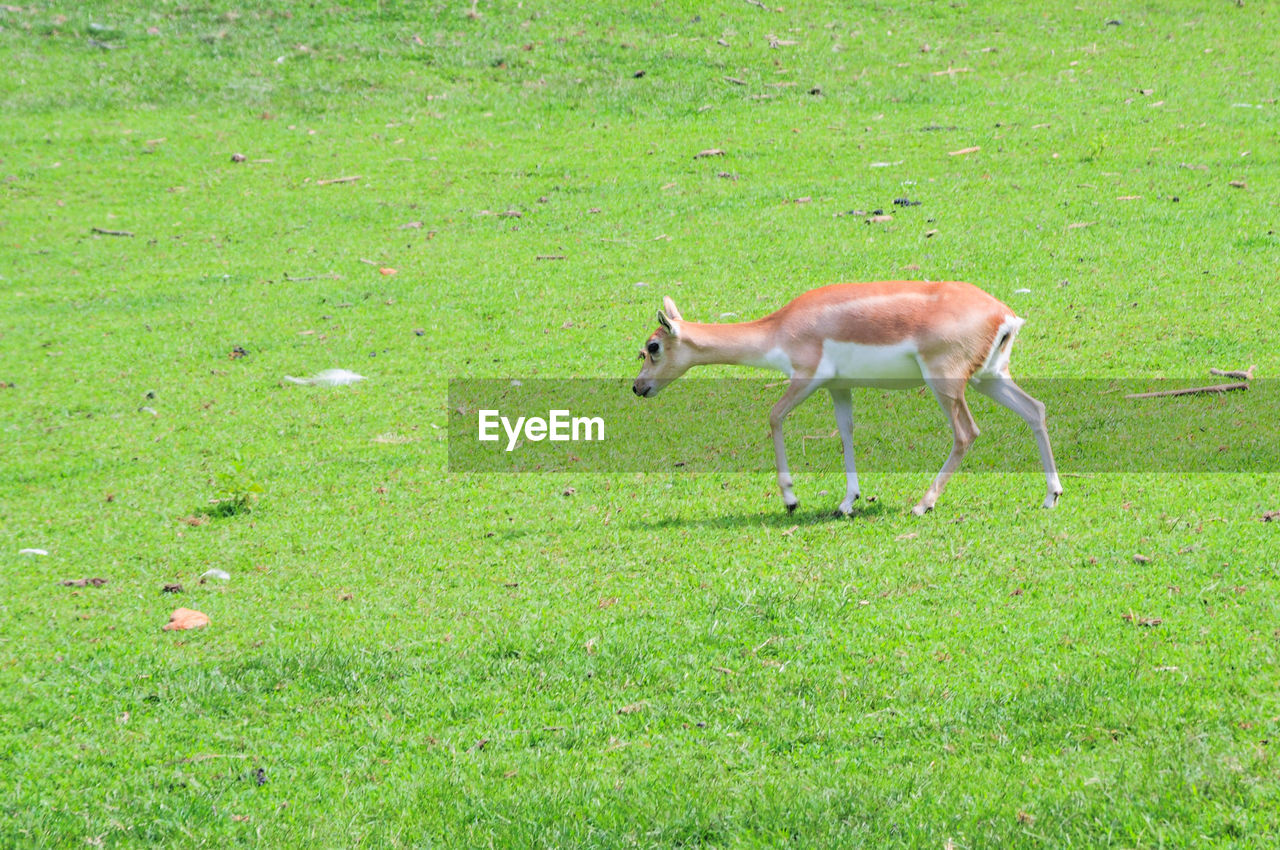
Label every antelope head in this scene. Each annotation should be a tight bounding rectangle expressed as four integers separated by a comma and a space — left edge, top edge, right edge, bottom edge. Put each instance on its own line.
633, 296, 694, 398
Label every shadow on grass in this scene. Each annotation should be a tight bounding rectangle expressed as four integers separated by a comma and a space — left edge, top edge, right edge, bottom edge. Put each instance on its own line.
627, 499, 893, 532
489, 498, 894, 541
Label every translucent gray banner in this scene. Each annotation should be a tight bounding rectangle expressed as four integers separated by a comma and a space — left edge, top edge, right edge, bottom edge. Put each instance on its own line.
447, 379, 1278, 473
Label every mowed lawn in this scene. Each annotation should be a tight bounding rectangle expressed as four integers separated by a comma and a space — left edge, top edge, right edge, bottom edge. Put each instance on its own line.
2, 1, 1278, 846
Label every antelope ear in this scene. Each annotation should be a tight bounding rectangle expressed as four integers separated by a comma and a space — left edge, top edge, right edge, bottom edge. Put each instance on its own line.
656, 309, 679, 337
662, 296, 683, 321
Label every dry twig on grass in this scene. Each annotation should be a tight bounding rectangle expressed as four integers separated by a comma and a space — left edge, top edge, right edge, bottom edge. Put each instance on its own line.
1124, 382, 1248, 399
1209, 365, 1255, 380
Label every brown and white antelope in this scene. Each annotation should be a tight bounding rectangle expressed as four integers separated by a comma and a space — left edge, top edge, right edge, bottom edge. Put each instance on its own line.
632, 281, 1062, 516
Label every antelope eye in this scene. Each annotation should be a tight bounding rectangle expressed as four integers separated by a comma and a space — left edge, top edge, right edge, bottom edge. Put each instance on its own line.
646, 341, 660, 355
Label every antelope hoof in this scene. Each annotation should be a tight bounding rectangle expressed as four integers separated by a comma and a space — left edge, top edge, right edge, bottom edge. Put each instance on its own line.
785, 501, 798, 514
835, 495, 860, 517
1043, 491, 1062, 509
911, 503, 931, 517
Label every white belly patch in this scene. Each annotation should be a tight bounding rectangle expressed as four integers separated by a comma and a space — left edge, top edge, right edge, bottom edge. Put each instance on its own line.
816, 339, 924, 384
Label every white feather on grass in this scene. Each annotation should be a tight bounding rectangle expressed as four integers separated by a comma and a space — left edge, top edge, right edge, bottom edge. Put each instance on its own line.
283, 369, 366, 387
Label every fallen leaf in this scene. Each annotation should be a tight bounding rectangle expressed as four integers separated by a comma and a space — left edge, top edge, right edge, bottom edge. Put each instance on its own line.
61, 577, 108, 587
598, 596, 618, 609
1121, 612, 1162, 627
1017, 812, 1036, 825
1133, 553, 1151, 563
400, 221, 423, 229
1067, 221, 1093, 229
230, 153, 247, 163
948, 146, 980, 156
925, 229, 940, 237
1261, 510, 1280, 522
161, 583, 184, 594
793, 196, 812, 204
695, 148, 726, 158
1229, 180, 1247, 189
867, 214, 893, 223
617, 702, 647, 714
895, 532, 918, 541
163, 608, 210, 631
378, 267, 397, 276
781, 525, 799, 536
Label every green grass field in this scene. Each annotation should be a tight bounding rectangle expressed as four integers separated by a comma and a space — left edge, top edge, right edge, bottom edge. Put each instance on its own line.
2, 1, 1278, 846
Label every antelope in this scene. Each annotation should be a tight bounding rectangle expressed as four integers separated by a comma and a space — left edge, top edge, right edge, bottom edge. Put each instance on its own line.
632, 281, 1062, 516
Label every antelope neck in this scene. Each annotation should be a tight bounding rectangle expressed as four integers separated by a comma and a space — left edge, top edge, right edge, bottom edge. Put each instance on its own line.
680, 318, 780, 368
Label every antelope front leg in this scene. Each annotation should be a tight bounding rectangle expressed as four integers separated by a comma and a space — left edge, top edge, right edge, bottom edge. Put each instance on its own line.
829, 386, 861, 515
769, 377, 820, 513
